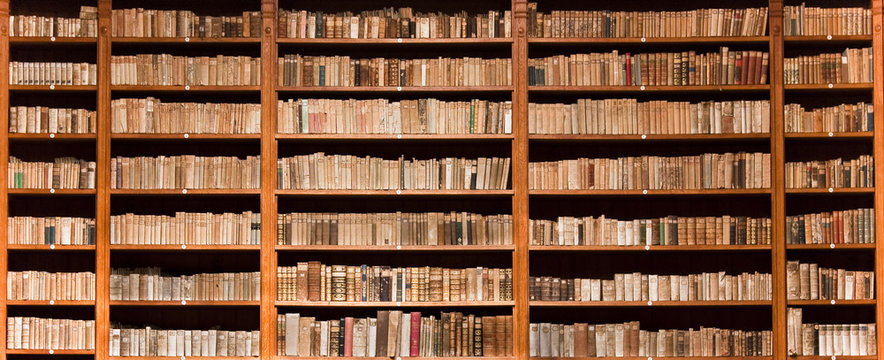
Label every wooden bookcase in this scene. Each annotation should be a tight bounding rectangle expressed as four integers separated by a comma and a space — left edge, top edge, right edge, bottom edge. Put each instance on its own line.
0, 0, 882, 360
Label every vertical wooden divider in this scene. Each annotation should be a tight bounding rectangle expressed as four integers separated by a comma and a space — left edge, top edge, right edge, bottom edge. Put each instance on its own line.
511, 1, 529, 360
0, 1, 8, 360
873, 0, 884, 357
767, 2, 786, 360
96, 1, 111, 360
260, 0, 279, 358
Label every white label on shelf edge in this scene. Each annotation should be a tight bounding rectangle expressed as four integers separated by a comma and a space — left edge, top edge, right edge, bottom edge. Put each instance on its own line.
830, 244, 836, 249
48, 350, 54, 354
831, 300, 836, 304
828, 188, 834, 193
185, 37, 190, 42
181, 244, 187, 250
182, 189, 188, 194
183, 133, 189, 139
641, 37, 647, 43
49, 188, 55, 194
185, 85, 191, 90
645, 245, 650, 250
182, 300, 187, 305
49, 84, 55, 90
50, 36, 56, 42
397, 86, 402, 91
642, 190, 648, 195
50, 244, 55, 249
49, 300, 55, 305
397, 38, 403, 43
827, 35, 833, 40
828, 83, 834, 88
647, 301, 652, 306
49, 133, 55, 138
640, 85, 646, 90
397, 134, 402, 139
396, 190, 401, 195
396, 245, 402, 250
641, 134, 647, 139
396, 302, 401, 307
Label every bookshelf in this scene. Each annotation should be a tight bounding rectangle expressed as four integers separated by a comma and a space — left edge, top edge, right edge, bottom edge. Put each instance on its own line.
0, 0, 882, 359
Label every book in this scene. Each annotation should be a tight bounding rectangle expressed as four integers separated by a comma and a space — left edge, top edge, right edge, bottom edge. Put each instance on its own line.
9, 106, 96, 134
109, 155, 261, 190
784, 48, 874, 84
109, 326, 259, 356
110, 54, 261, 86
109, 211, 260, 246
786, 208, 875, 245
7, 216, 96, 245
783, 6, 872, 36
109, 268, 260, 301
529, 152, 771, 190
7, 271, 95, 301
111, 98, 261, 134
6, 317, 95, 350
785, 261, 874, 300
277, 264, 512, 302
785, 155, 874, 188
788, 308, 877, 356
785, 102, 874, 133
8, 156, 96, 189
277, 212, 512, 246
112, 9, 261, 38
10, 6, 98, 37
8, 62, 97, 85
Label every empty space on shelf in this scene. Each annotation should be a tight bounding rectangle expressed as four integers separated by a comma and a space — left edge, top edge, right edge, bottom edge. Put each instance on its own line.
529, 306, 772, 331
277, 252, 512, 269
530, 251, 772, 278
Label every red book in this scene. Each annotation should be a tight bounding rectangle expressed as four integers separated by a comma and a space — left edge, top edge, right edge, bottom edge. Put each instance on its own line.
746, 51, 757, 85
410, 312, 421, 356
625, 53, 632, 86
343, 317, 354, 356
740, 51, 750, 85
734, 53, 743, 85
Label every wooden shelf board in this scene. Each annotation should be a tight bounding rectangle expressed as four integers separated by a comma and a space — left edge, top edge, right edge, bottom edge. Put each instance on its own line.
110, 244, 260, 251
531, 357, 770, 360
110, 189, 261, 195
10, 36, 97, 44
276, 245, 514, 252
276, 301, 514, 307
529, 134, 770, 141
787, 299, 876, 306
6, 300, 95, 306
112, 37, 260, 44
788, 357, 877, 360
110, 300, 259, 306
530, 300, 771, 307
7, 188, 96, 195
785, 188, 874, 194
528, 85, 770, 93
8, 85, 96, 91
276, 190, 514, 197
276, 134, 513, 141
528, 36, 770, 45
7, 244, 95, 251
784, 83, 873, 91
276, 357, 514, 360
110, 357, 257, 360
277, 86, 513, 93
278, 38, 513, 45
784, 35, 873, 43
111, 133, 261, 140
529, 189, 770, 196
786, 243, 876, 250
785, 132, 874, 139
111, 85, 261, 92
9, 133, 96, 140
7, 349, 95, 355
530, 245, 771, 251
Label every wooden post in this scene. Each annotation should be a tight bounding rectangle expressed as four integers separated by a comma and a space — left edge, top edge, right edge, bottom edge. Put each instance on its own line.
95, 1, 112, 360
260, 0, 279, 358
511, 1, 530, 360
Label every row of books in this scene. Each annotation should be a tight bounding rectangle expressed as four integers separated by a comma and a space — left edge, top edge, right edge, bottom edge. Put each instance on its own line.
9, 106, 96, 134
786, 261, 874, 300
530, 215, 771, 247
278, 312, 513, 357
529, 99, 770, 135
109, 327, 260, 357
530, 322, 771, 357
111, 9, 262, 38
528, 152, 771, 190
277, 154, 511, 190
787, 208, 875, 245
110, 155, 261, 190
7, 271, 95, 301
8, 62, 97, 86
110, 55, 261, 86
785, 155, 874, 189
785, 102, 874, 133
110, 212, 261, 246
112, 98, 261, 134
529, 272, 772, 302
784, 48, 873, 84
277, 212, 513, 246
788, 308, 876, 356
8, 157, 96, 189
278, 8, 511, 39
6, 317, 95, 350
9, 7, 98, 37
278, 98, 513, 135
278, 55, 512, 87
527, 5, 768, 38
528, 48, 769, 86
7, 216, 96, 246
110, 268, 260, 302
277, 263, 513, 302
784, 5, 872, 36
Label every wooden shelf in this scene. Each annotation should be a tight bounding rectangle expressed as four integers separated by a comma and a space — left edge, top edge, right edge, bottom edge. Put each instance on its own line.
277, 245, 514, 252
7, 349, 95, 355
277, 86, 513, 93
278, 38, 513, 45
530, 357, 770, 360
6, 300, 95, 306
277, 357, 514, 360
109, 244, 260, 251
276, 301, 514, 307
785, 188, 874, 194
276, 134, 513, 141
529, 189, 770, 196
10, 36, 97, 44
7, 244, 95, 251
784, 83, 873, 91
110, 357, 257, 360
110, 300, 259, 306
785, 132, 874, 139
530, 245, 771, 252
112, 37, 260, 44
784, 35, 873, 43
8, 133, 96, 140
109, 189, 261, 195
528, 85, 770, 93
529, 134, 770, 142
111, 133, 261, 140
8, 85, 96, 91
276, 190, 513, 197
786, 243, 876, 250
7, 188, 96, 195
530, 300, 772, 307
528, 36, 770, 45
110, 85, 261, 92
787, 299, 876, 306
788, 357, 877, 360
